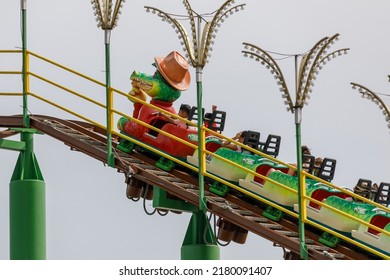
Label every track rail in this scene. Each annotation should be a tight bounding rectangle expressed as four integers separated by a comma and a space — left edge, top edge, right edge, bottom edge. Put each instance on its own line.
0, 115, 376, 260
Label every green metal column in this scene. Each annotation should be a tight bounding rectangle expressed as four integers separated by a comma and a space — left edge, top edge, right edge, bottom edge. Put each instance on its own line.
294, 107, 308, 260
21, 0, 29, 127
105, 29, 115, 167
180, 65, 220, 260
8, 1, 46, 259
196, 66, 207, 213
10, 131, 46, 260
181, 212, 220, 260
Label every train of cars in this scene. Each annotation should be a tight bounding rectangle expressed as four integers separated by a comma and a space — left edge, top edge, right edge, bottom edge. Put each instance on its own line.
116, 99, 390, 257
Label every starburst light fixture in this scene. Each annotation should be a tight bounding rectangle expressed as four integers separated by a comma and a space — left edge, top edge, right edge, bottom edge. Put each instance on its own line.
91, 0, 125, 30
242, 33, 349, 260
145, 0, 246, 68
351, 81, 390, 132
242, 33, 349, 113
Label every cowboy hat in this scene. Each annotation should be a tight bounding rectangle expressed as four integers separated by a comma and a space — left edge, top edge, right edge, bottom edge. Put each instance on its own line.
154, 51, 191, 91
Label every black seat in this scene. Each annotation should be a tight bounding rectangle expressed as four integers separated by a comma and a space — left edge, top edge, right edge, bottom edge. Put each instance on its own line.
206, 110, 226, 133
260, 134, 281, 157
188, 106, 204, 124
302, 154, 315, 174
353, 179, 372, 200
316, 158, 336, 182
242, 130, 260, 152
374, 182, 390, 206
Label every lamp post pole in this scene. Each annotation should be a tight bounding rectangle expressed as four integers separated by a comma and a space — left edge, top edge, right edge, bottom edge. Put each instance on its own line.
351, 81, 390, 133
146, 0, 245, 260
21, 0, 28, 127
91, 0, 125, 167
8, 0, 46, 260
242, 34, 349, 259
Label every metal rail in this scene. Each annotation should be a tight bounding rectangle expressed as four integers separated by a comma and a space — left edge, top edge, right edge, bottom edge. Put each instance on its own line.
0, 114, 377, 260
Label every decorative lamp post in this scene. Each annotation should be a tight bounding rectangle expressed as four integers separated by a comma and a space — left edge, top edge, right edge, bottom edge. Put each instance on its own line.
91, 0, 126, 167
145, 0, 245, 260
242, 33, 349, 259
351, 81, 390, 133
8, 0, 47, 260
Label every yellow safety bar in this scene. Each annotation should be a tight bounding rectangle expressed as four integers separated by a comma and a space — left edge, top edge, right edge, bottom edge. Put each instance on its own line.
1, 49, 389, 259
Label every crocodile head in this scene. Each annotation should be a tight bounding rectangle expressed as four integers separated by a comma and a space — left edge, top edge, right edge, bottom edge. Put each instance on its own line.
130, 69, 181, 103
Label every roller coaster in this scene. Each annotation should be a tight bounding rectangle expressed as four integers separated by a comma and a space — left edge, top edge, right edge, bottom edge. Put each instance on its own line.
1, 49, 389, 260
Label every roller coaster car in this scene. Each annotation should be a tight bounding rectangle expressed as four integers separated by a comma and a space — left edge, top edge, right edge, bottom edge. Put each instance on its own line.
351, 182, 390, 255
296, 181, 389, 239
239, 157, 337, 208
188, 107, 227, 134
187, 130, 283, 184
118, 104, 226, 160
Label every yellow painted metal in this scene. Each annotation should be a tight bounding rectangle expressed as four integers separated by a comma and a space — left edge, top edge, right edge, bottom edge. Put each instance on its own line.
0, 50, 22, 54
28, 92, 105, 130
0, 93, 23, 96
299, 171, 307, 222
0, 71, 22, 75
305, 218, 390, 259
108, 87, 114, 137
111, 108, 198, 149
27, 51, 106, 87
28, 72, 106, 109
1, 49, 389, 259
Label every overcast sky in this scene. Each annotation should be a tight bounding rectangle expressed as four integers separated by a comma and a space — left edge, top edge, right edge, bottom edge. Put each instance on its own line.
1, 0, 390, 260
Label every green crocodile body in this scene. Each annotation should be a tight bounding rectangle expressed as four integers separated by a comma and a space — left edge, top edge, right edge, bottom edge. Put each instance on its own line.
130, 70, 181, 102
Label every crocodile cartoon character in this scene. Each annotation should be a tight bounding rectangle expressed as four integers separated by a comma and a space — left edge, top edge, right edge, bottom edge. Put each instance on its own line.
118, 51, 190, 124
117, 51, 196, 167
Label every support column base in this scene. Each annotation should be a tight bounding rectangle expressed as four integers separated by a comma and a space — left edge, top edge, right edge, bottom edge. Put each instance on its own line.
10, 179, 46, 260
181, 244, 220, 260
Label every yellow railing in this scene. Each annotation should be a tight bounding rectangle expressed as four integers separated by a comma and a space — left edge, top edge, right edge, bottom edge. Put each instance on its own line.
1, 49, 389, 259
0, 50, 23, 96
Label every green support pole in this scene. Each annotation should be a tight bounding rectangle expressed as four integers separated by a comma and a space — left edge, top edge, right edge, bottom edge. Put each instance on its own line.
180, 65, 220, 260
181, 212, 220, 260
8, 1, 46, 259
196, 66, 206, 213
21, 0, 29, 128
10, 131, 46, 260
295, 107, 308, 260
105, 29, 115, 167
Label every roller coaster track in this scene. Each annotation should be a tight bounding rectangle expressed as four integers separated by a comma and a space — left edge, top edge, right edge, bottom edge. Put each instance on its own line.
0, 114, 376, 260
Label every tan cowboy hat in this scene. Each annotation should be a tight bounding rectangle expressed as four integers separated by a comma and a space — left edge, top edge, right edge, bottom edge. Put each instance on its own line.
154, 51, 191, 91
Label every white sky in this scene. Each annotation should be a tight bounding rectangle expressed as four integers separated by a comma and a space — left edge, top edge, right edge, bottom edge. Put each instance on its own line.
1, 0, 390, 260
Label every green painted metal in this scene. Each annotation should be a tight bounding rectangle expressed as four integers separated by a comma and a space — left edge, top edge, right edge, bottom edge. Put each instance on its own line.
294, 109, 308, 260
196, 67, 207, 212
10, 131, 46, 259
10, 179, 46, 260
263, 206, 284, 222
153, 187, 197, 212
0, 139, 26, 151
319, 232, 340, 248
105, 29, 115, 167
21, 0, 29, 128
209, 181, 230, 197
181, 212, 220, 260
155, 157, 175, 172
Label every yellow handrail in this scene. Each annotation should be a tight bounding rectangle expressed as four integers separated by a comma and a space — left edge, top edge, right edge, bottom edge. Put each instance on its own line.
1, 49, 389, 259
27, 51, 106, 87
28, 71, 106, 109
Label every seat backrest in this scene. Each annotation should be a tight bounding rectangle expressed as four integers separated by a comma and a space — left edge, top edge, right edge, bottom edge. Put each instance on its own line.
243, 130, 261, 151
302, 154, 315, 174
206, 110, 226, 133
374, 182, 390, 206
353, 178, 372, 200
260, 134, 281, 157
188, 106, 204, 124
316, 158, 337, 182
